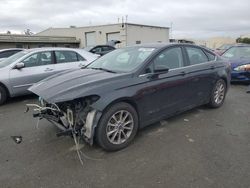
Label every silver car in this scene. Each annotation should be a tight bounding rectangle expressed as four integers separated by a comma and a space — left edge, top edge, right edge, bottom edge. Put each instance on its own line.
0, 47, 98, 104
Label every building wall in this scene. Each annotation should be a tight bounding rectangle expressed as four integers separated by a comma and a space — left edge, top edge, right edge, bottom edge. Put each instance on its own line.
36, 23, 169, 48
36, 24, 126, 48
0, 42, 78, 49
126, 24, 169, 46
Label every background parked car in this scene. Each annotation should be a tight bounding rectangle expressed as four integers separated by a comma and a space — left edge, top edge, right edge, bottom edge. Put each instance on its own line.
0, 48, 23, 61
222, 44, 250, 82
29, 43, 231, 151
0, 48, 98, 104
214, 44, 234, 55
84, 45, 116, 56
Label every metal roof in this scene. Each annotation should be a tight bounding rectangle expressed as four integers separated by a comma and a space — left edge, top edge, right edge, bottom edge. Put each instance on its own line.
0, 34, 80, 44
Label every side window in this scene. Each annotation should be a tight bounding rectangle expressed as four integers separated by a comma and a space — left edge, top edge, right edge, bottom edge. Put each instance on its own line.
91, 47, 102, 53
205, 51, 216, 61
77, 53, 86, 61
22, 52, 52, 68
153, 47, 184, 70
186, 47, 208, 65
102, 46, 110, 51
55, 51, 78, 64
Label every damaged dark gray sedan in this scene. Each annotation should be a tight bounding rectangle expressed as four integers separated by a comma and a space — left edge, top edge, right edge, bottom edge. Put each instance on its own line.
28, 43, 231, 151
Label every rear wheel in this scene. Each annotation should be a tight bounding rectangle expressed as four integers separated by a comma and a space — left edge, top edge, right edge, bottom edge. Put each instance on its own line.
208, 79, 226, 108
96, 102, 139, 151
0, 85, 7, 105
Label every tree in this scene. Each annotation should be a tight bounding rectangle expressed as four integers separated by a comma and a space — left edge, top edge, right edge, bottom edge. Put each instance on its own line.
24, 29, 33, 36
236, 37, 250, 44
6, 31, 11, 34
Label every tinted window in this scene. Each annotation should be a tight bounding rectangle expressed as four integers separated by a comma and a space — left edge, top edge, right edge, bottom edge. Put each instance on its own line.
0, 50, 21, 58
91, 47, 102, 53
55, 51, 78, 63
186, 47, 208, 65
102, 46, 114, 51
153, 47, 184, 70
23, 52, 52, 68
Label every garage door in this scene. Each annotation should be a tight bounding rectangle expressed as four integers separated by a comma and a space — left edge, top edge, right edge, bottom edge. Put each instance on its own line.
85, 32, 96, 47
106, 32, 120, 43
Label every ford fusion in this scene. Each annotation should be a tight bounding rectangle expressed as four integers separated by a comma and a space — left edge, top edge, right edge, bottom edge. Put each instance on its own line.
28, 44, 231, 151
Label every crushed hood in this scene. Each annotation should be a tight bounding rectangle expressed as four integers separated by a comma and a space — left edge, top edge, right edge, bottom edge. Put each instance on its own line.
29, 68, 131, 103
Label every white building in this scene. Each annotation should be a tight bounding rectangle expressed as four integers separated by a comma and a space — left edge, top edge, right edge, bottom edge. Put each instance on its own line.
36, 23, 170, 48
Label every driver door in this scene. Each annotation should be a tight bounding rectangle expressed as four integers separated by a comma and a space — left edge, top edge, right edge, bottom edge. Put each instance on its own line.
138, 47, 192, 124
9, 51, 55, 96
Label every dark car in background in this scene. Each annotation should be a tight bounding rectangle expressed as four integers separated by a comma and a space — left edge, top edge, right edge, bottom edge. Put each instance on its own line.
84, 45, 116, 56
214, 44, 234, 55
222, 44, 250, 82
0, 48, 23, 61
29, 43, 231, 151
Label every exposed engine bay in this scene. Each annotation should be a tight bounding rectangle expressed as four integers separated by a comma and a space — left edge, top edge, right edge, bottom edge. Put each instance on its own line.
26, 95, 102, 144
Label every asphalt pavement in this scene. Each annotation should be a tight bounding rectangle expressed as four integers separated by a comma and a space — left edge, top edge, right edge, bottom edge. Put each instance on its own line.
0, 85, 250, 188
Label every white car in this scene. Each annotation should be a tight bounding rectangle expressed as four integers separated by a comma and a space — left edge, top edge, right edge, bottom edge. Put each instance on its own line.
0, 48, 24, 61
0, 47, 98, 104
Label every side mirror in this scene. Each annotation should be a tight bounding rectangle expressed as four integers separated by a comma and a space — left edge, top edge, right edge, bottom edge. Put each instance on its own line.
154, 66, 169, 74
14, 62, 25, 69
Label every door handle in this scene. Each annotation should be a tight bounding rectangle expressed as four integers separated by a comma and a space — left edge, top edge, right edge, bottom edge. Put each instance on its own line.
210, 66, 215, 70
44, 68, 54, 72
180, 71, 186, 76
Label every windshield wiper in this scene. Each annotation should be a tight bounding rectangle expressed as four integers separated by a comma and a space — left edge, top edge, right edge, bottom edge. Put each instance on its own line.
89, 67, 117, 73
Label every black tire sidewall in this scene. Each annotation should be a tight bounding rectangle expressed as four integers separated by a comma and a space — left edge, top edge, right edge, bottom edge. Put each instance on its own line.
209, 79, 226, 108
96, 102, 139, 151
0, 86, 7, 105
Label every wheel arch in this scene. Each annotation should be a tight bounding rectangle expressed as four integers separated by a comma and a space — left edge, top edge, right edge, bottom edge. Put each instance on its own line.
0, 82, 10, 98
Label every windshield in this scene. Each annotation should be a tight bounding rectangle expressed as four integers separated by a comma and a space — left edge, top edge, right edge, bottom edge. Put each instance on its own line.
222, 46, 250, 59
87, 47, 156, 73
0, 51, 28, 68
218, 44, 232, 50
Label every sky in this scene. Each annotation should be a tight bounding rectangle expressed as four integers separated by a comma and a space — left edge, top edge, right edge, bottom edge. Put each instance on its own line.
0, 0, 250, 39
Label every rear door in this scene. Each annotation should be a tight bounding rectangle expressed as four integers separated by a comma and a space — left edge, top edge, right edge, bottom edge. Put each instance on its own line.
9, 51, 55, 95
53, 50, 87, 73
184, 46, 217, 104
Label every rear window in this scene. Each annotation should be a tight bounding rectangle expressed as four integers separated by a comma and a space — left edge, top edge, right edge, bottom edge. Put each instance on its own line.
186, 47, 208, 65
55, 51, 81, 63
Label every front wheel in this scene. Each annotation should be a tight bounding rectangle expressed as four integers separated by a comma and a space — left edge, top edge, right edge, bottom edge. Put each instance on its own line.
0, 85, 8, 105
96, 102, 139, 151
208, 79, 226, 108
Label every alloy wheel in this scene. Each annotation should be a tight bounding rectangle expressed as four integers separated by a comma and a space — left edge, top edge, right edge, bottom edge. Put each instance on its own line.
106, 110, 134, 145
214, 81, 225, 105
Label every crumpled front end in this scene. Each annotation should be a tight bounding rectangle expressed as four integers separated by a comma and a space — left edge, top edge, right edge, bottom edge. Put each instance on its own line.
27, 95, 102, 145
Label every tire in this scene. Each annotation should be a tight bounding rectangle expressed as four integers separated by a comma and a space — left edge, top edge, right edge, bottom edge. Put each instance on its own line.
208, 79, 226, 108
96, 102, 139, 151
0, 85, 7, 105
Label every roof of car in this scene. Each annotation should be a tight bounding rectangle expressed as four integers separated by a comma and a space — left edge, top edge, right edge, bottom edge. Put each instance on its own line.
0, 48, 24, 52
231, 43, 250, 47
24, 47, 84, 53
127, 43, 204, 49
